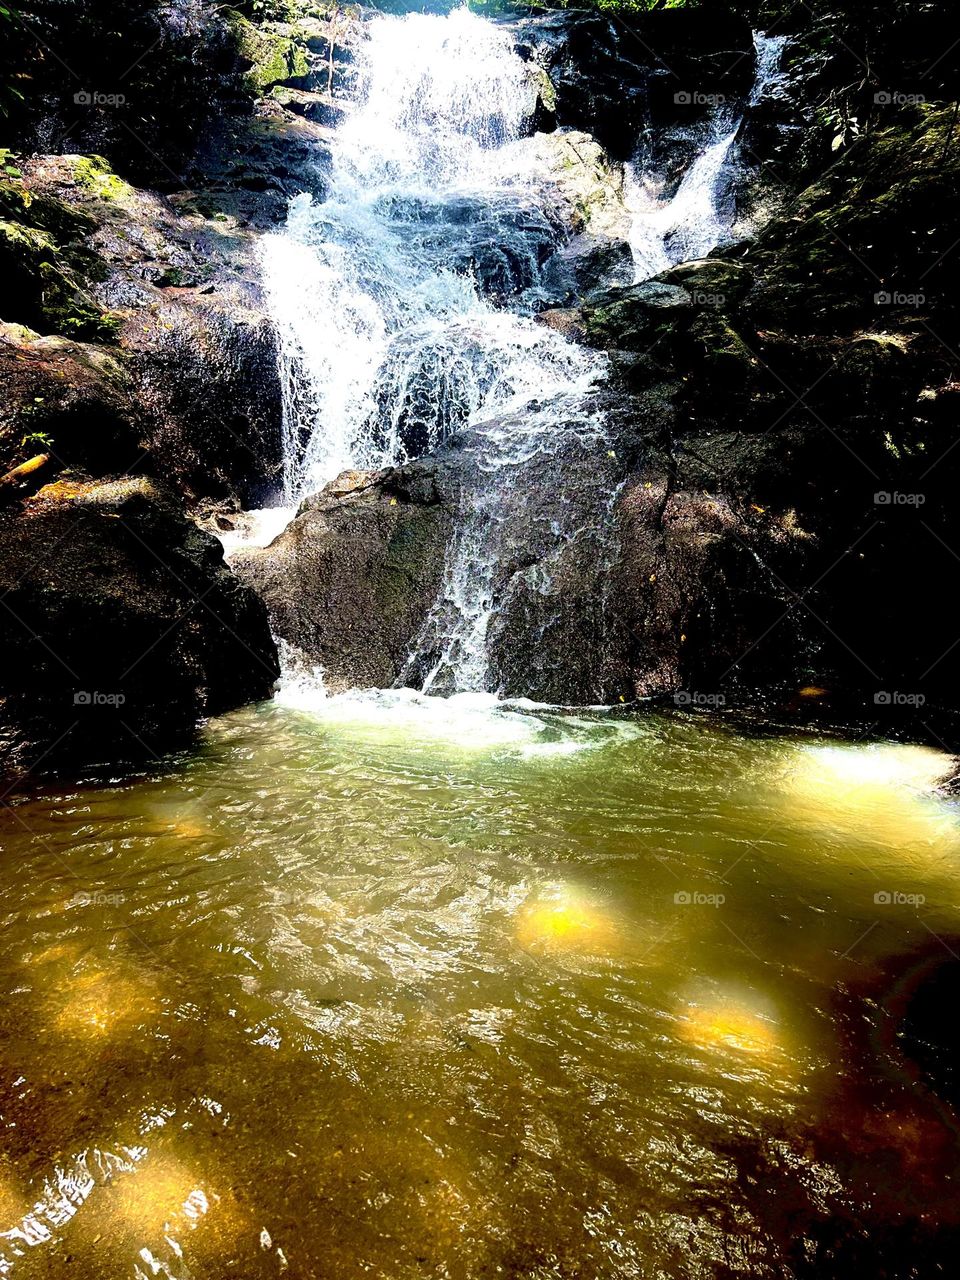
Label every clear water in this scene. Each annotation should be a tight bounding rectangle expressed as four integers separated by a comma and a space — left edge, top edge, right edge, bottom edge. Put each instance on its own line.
1, 704, 959, 1276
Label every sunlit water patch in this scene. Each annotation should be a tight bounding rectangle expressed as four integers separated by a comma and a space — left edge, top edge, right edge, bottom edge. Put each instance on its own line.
1, 704, 959, 1275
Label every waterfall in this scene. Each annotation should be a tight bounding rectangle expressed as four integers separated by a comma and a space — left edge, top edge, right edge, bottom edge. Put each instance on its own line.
260, 7, 596, 505
625, 33, 788, 282
259, 14, 787, 700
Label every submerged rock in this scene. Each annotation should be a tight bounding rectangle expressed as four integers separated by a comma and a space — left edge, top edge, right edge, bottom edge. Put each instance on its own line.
0, 477, 278, 772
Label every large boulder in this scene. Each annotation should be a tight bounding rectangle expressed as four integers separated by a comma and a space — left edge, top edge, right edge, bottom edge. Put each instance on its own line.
233, 466, 453, 692
0, 476, 278, 772
0, 321, 142, 479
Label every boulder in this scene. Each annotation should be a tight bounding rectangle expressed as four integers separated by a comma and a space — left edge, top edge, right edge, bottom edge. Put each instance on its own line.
0, 476, 278, 772
8, 154, 286, 505
233, 464, 453, 692
0, 322, 142, 481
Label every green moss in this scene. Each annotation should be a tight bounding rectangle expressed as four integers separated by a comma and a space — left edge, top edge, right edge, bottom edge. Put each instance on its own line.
0, 219, 58, 257
67, 156, 136, 205
0, 181, 120, 343
225, 9, 311, 93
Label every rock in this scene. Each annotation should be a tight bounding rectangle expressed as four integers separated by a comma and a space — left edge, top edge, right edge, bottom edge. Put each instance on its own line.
226, 10, 311, 95
583, 281, 693, 351
0, 476, 278, 771
541, 235, 635, 303
0, 321, 142, 480
512, 9, 755, 159
11, 154, 285, 505
524, 130, 632, 242
233, 464, 453, 692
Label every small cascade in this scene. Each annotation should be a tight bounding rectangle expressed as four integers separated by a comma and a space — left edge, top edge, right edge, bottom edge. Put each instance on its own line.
260, 7, 593, 505
259, 13, 789, 701
625, 33, 788, 282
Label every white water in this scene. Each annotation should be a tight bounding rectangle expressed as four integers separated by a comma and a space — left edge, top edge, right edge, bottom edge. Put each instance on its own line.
626, 33, 787, 282
260, 7, 597, 504
259, 13, 787, 704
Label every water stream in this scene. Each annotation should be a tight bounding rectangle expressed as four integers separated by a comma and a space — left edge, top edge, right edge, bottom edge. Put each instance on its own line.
3, 16, 956, 1277
625, 33, 787, 281
257, 15, 787, 698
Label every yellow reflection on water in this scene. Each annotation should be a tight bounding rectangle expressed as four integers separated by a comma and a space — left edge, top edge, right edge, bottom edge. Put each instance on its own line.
516, 885, 617, 955
680, 1004, 779, 1056
112, 1156, 200, 1235
677, 983, 787, 1067
777, 742, 957, 849
52, 965, 157, 1040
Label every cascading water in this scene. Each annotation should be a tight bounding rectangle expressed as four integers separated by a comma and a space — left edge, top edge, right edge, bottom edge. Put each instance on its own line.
260, 8, 598, 505
259, 13, 788, 700
625, 33, 788, 282
260, 7, 607, 696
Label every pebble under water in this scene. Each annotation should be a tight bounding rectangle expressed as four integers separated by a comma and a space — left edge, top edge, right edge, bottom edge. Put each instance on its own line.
1, 699, 959, 1277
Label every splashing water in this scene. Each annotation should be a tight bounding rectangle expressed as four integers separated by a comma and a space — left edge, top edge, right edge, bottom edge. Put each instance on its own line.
259, 13, 786, 698
260, 8, 597, 503
626, 33, 787, 282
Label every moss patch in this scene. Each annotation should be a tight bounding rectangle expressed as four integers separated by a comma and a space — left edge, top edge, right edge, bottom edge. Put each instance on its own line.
225, 9, 312, 93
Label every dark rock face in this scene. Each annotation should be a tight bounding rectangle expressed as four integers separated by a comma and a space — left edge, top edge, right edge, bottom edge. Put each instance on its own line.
0, 477, 278, 772
5, 154, 287, 506
582, 98, 960, 710
511, 9, 755, 161
0, 322, 142, 478
233, 466, 453, 692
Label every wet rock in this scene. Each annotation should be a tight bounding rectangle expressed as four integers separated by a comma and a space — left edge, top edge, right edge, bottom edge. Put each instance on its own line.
0, 321, 142, 480
0, 476, 278, 772
512, 9, 755, 159
525, 131, 632, 243
12, 154, 285, 505
233, 464, 454, 692
583, 281, 693, 351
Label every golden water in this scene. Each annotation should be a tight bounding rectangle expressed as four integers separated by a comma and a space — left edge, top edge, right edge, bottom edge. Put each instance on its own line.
1, 698, 959, 1277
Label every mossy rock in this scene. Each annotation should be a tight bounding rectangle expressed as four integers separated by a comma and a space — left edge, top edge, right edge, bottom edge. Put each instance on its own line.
582, 281, 693, 351
0, 172, 120, 342
225, 9, 312, 93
